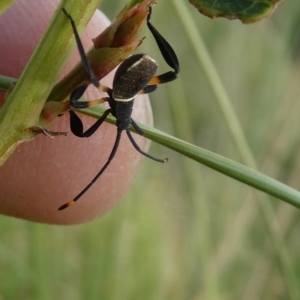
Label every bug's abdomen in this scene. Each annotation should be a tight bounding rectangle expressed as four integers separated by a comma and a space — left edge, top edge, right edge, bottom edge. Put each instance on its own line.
112, 54, 158, 101
115, 101, 134, 132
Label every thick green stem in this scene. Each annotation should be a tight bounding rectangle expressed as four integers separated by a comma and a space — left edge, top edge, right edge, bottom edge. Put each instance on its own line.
0, 0, 101, 165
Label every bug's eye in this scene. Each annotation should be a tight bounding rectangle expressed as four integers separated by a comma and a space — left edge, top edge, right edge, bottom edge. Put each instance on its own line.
112, 54, 158, 101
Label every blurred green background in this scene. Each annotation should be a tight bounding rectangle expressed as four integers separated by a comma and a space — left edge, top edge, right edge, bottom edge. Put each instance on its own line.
1, 0, 300, 299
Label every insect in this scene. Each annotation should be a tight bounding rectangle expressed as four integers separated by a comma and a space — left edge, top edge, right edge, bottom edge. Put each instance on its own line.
59, 7, 179, 210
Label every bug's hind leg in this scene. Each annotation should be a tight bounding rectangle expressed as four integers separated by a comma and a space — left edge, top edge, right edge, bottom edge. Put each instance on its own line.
69, 108, 111, 138
126, 129, 168, 163
146, 6, 179, 85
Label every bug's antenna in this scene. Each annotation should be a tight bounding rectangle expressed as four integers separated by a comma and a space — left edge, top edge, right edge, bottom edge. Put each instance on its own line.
58, 132, 122, 210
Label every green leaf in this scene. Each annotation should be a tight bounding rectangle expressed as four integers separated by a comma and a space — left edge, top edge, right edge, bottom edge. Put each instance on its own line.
188, 0, 282, 23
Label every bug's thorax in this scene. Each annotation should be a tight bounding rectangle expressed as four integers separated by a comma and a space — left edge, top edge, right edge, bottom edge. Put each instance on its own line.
112, 54, 158, 101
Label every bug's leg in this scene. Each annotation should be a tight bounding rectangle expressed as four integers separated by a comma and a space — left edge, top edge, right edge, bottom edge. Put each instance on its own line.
132, 85, 159, 135
69, 110, 84, 137
58, 131, 122, 210
131, 87, 167, 156
132, 85, 157, 135
63, 9, 112, 95
147, 7, 179, 84
63, 8, 115, 136
62, 8, 99, 88
68, 82, 111, 138
126, 129, 168, 163
130, 118, 144, 135
70, 84, 111, 110
69, 108, 111, 138
138, 85, 157, 95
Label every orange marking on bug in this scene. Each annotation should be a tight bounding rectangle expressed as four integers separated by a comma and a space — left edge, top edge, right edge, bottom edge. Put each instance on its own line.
98, 84, 110, 93
58, 200, 75, 211
148, 76, 163, 85
87, 99, 107, 107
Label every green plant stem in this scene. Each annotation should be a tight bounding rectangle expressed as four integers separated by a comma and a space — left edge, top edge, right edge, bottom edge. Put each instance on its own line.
171, 1, 299, 299
81, 106, 300, 209
0, 0, 101, 165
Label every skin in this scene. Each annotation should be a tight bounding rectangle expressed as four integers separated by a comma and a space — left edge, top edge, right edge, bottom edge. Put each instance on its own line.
0, 0, 153, 224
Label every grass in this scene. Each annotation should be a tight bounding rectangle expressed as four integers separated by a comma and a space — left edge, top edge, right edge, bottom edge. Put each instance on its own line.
1, 0, 300, 299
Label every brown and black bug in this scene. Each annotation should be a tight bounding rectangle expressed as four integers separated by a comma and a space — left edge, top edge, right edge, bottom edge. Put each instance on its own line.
59, 7, 179, 210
